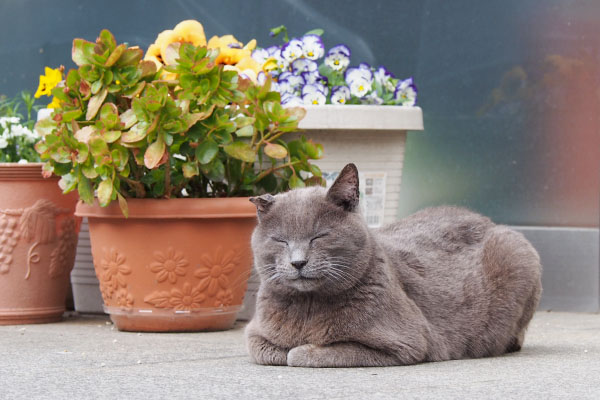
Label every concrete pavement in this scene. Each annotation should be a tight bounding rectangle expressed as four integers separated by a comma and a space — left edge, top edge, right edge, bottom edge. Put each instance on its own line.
0, 312, 599, 399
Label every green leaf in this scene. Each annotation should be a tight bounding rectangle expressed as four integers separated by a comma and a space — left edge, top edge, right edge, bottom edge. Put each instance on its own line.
121, 121, 149, 143
144, 137, 165, 169
289, 174, 305, 189
117, 192, 129, 218
99, 30, 117, 52
182, 161, 199, 178
34, 118, 57, 137
72, 39, 92, 66
82, 163, 98, 179
91, 80, 103, 95
116, 48, 143, 67
119, 109, 137, 130
61, 109, 83, 123
103, 130, 121, 143
74, 126, 95, 144
235, 125, 254, 137
200, 158, 225, 182
195, 139, 219, 164
224, 141, 256, 163
304, 28, 324, 36
86, 88, 108, 120
104, 43, 126, 67
77, 176, 94, 204
264, 143, 288, 159
90, 137, 109, 157
98, 179, 113, 207
100, 103, 119, 128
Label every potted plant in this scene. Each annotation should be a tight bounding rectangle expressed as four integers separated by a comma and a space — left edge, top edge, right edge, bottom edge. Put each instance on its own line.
0, 89, 80, 325
34, 22, 323, 332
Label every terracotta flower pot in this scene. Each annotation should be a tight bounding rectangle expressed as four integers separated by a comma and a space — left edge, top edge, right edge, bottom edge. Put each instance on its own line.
0, 163, 80, 325
75, 197, 256, 332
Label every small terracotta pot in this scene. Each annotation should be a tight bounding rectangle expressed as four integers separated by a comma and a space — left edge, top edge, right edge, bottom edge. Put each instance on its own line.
76, 197, 256, 332
0, 163, 80, 325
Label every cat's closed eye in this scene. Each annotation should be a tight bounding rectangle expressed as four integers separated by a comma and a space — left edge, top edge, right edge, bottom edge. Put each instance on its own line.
310, 233, 329, 243
270, 236, 288, 245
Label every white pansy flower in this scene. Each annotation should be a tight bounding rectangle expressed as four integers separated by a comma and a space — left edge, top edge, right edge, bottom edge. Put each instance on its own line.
301, 35, 325, 60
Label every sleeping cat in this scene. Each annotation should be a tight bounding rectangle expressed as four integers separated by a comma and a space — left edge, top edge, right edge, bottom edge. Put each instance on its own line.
245, 163, 542, 367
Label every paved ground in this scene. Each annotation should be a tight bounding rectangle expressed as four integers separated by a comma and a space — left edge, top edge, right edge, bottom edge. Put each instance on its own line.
0, 311, 599, 399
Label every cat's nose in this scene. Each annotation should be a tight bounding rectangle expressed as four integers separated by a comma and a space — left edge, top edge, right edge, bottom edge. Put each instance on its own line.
291, 260, 308, 270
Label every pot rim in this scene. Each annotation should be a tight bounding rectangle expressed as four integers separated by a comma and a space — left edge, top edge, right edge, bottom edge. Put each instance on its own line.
75, 197, 257, 219
0, 163, 58, 181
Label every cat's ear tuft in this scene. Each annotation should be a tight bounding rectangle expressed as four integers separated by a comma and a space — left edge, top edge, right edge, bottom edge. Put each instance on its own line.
249, 194, 276, 219
326, 163, 360, 212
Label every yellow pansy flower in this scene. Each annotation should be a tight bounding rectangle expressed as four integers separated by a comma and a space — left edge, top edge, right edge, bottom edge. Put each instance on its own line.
208, 35, 256, 66
144, 20, 207, 67
34, 67, 62, 98
47, 96, 62, 109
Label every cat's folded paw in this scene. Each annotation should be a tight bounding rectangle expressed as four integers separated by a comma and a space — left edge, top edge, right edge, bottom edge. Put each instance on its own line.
287, 344, 320, 367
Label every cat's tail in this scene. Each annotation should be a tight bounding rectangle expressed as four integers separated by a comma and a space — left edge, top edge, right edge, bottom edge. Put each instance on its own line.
481, 226, 542, 354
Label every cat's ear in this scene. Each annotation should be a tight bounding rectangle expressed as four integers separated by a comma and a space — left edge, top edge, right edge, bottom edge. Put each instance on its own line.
249, 194, 276, 220
326, 163, 360, 212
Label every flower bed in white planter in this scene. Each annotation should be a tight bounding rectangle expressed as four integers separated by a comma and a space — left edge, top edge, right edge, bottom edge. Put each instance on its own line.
237, 104, 424, 320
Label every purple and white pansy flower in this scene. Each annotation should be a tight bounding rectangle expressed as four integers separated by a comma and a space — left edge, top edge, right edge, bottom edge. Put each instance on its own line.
301, 34, 325, 60
374, 65, 396, 91
291, 58, 318, 75
301, 84, 327, 105
345, 65, 373, 85
394, 77, 418, 106
281, 93, 304, 107
281, 38, 304, 62
331, 86, 351, 104
257, 71, 267, 86
324, 44, 351, 71
251, 48, 270, 65
266, 45, 280, 57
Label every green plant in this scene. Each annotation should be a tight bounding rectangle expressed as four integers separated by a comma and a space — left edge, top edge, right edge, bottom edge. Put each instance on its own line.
35, 29, 324, 216
0, 91, 41, 163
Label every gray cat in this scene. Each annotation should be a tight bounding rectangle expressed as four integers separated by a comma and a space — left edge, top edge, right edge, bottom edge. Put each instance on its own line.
245, 163, 542, 367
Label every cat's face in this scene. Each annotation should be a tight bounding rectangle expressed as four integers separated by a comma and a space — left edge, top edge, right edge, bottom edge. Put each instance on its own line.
250, 164, 371, 295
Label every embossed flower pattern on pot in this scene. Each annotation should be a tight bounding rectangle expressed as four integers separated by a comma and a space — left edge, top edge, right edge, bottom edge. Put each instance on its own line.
215, 289, 234, 307
101, 248, 131, 291
115, 289, 134, 309
194, 247, 239, 296
149, 247, 188, 284
144, 282, 206, 311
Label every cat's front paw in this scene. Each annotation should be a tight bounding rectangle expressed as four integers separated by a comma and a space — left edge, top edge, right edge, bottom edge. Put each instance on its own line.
287, 344, 320, 367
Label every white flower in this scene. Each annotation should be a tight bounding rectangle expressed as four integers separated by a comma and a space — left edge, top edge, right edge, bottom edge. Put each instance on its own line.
394, 78, 418, 106
0, 117, 19, 130
302, 84, 327, 105
324, 52, 350, 71
349, 77, 372, 98
301, 35, 325, 60
251, 48, 270, 65
345, 66, 373, 85
18, 159, 28, 164
291, 58, 318, 74
0, 137, 8, 149
281, 94, 304, 107
331, 86, 351, 104
281, 39, 304, 62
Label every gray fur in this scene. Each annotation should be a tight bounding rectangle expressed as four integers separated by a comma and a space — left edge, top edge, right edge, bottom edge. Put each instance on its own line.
245, 163, 542, 368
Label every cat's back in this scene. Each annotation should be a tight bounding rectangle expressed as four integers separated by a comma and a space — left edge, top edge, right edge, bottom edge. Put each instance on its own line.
375, 206, 494, 255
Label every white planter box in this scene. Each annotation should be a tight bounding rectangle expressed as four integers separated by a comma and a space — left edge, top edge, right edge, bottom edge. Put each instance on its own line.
237, 105, 424, 320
